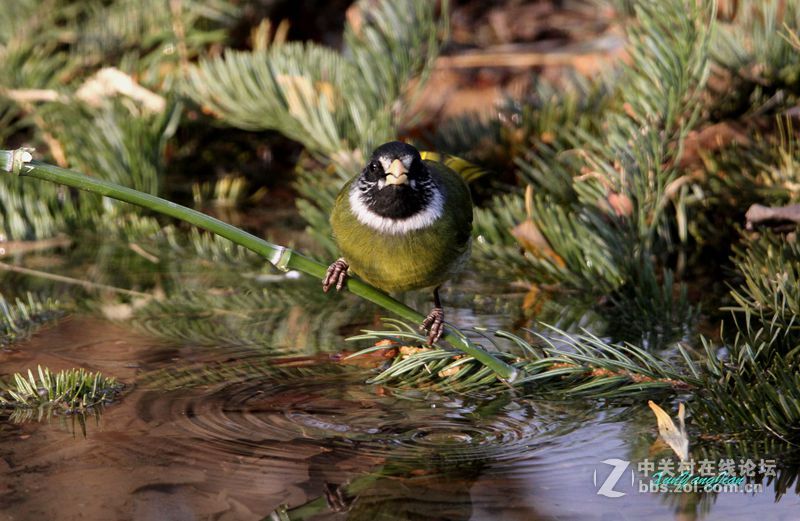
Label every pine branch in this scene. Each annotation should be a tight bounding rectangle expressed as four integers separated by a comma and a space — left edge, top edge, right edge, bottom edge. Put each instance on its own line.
347, 320, 697, 397
0, 149, 518, 381
0, 0, 233, 240
43, 99, 179, 195
467, 0, 712, 345
686, 230, 800, 444
130, 282, 372, 351
0, 292, 63, 346
729, 231, 800, 332
184, 0, 444, 159
185, 43, 362, 154
695, 331, 800, 443
0, 98, 177, 240
714, 0, 800, 100
0, 366, 122, 416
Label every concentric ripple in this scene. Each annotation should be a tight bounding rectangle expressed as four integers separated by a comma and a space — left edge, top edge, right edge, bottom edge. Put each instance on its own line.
134, 355, 570, 483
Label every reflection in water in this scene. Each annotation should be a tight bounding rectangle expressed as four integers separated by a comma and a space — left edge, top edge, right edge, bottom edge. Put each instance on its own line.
1, 404, 104, 437
2, 326, 800, 520
0, 212, 800, 521
139, 362, 561, 520
137, 354, 800, 521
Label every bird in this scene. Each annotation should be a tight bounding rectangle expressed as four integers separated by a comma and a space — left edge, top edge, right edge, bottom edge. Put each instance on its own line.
322, 141, 473, 344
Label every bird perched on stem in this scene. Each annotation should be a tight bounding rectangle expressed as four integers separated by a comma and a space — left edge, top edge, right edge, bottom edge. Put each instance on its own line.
322, 141, 473, 344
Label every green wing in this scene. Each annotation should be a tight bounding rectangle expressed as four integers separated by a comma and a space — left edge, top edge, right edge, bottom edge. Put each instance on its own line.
424, 159, 473, 247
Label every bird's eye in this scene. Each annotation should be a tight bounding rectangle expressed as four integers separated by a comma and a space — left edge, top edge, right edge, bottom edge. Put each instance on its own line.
368, 161, 380, 173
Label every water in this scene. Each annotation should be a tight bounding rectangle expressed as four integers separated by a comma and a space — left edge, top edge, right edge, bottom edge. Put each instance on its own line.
1, 238, 799, 520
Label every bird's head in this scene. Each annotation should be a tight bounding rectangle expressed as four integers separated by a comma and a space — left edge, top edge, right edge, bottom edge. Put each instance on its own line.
354, 141, 436, 220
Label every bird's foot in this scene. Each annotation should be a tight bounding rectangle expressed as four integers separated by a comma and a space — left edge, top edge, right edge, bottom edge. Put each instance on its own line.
323, 482, 353, 512
322, 258, 349, 292
421, 307, 444, 345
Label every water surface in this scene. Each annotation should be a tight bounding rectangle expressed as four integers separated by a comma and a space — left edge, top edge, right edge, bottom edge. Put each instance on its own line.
1, 239, 799, 521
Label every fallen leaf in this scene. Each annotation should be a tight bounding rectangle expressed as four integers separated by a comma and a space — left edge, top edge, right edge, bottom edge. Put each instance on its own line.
522, 284, 541, 312
511, 218, 548, 252
101, 303, 134, 320
539, 131, 555, 144
335, 348, 397, 367
511, 219, 566, 267
346, 3, 363, 36
399, 346, 429, 358
76, 67, 166, 113
679, 122, 750, 167
607, 191, 633, 217
438, 365, 462, 378
648, 400, 689, 461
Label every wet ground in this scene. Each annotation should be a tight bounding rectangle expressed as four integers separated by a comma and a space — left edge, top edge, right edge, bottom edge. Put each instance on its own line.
0, 235, 799, 521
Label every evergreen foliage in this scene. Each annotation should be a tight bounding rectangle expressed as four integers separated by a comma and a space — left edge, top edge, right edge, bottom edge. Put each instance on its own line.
473, 0, 712, 343
184, 0, 442, 159
130, 282, 373, 350
0, 0, 236, 240
41, 100, 180, 197
0, 292, 63, 346
347, 320, 696, 397
3, 0, 800, 461
714, 0, 800, 105
185, 0, 446, 252
351, 226, 800, 447
689, 232, 800, 443
0, 366, 122, 417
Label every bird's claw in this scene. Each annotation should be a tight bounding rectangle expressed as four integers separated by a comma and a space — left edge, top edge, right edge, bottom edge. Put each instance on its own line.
323, 482, 353, 512
323, 258, 349, 292
421, 307, 444, 345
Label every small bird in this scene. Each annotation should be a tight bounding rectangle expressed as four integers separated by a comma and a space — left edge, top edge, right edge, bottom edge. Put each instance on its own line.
322, 141, 473, 344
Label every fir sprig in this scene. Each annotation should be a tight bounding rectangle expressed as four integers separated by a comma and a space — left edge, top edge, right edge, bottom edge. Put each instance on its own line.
184, 0, 444, 160
0, 292, 63, 346
347, 320, 696, 397
0, 366, 122, 413
472, 0, 712, 344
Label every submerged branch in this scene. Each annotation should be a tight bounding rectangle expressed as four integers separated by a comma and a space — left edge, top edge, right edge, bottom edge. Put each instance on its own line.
0, 261, 151, 298
0, 148, 517, 381
345, 321, 697, 396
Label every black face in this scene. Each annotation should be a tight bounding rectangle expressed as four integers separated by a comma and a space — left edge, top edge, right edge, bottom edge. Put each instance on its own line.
357, 141, 435, 219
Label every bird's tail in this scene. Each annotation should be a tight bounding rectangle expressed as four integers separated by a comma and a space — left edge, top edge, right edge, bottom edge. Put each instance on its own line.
420, 151, 489, 184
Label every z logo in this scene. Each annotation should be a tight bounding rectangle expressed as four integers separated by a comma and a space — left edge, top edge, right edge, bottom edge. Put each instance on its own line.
594, 458, 633, 498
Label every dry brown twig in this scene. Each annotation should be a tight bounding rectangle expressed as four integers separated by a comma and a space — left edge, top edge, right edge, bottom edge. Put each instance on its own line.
745, 203, 800, 230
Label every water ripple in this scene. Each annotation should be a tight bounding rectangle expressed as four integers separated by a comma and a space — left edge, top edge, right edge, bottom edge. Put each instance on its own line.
135, 362, 575, 478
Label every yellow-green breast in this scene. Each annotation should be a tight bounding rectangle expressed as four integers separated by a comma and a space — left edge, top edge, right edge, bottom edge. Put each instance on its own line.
331, 160, 473, 293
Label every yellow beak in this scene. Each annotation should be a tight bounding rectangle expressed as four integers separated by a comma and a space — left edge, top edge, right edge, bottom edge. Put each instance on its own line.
384, 159, 408, 186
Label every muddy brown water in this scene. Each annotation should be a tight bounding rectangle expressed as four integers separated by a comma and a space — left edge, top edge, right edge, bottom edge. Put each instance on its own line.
1, 252, 799, 520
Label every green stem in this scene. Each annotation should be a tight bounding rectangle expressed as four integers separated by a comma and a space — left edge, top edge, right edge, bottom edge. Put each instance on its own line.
0, 150, 517, 381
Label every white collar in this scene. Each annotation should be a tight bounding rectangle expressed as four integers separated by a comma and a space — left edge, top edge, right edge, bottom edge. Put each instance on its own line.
348, 184, 444, 235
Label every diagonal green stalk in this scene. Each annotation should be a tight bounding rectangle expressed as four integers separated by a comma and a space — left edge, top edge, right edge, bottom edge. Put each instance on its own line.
0, 148, 517, 381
